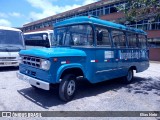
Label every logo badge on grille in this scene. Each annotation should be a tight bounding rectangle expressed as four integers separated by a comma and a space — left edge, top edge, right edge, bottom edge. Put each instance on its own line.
25, 70, 29, 74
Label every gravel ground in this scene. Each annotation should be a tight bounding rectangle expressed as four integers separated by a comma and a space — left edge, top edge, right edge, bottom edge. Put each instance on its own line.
0, 62, 160, 120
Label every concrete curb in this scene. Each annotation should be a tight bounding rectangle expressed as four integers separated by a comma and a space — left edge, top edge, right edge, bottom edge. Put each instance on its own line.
149, 61, 160, 64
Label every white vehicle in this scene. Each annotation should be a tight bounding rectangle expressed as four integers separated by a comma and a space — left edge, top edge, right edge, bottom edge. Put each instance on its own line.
0, 26, 25, 67
24, 30, 53, 49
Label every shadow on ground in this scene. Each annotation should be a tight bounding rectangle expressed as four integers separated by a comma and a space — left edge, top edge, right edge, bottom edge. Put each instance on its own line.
125, 76, 160, 96
17, 76, 160, 109
0, 66, 18, 72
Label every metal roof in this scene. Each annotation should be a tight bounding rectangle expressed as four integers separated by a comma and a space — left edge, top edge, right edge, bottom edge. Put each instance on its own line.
54, 16, 147, 35
24, 30, 53, 34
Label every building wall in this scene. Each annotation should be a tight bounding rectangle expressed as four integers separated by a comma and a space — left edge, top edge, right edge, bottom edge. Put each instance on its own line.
147, 30, 160, 61
24, 26, 53, 33
100, 12, 124, 21
149, 48, 160, 61
22, 0, 126, 32
147, 30, 160, 38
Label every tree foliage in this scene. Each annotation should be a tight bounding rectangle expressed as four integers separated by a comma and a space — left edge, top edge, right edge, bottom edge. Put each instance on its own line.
117, 0, 160, 23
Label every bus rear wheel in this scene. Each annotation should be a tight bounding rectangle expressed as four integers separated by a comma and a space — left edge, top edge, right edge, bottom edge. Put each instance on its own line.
123, 69, 133, 84
59, 74, 76, 102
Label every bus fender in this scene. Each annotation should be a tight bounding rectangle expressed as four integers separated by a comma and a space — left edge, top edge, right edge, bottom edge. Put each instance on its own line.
56, 63, 85, 83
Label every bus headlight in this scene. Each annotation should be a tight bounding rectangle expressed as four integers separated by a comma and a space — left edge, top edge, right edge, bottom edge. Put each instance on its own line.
40, 59, 51, 70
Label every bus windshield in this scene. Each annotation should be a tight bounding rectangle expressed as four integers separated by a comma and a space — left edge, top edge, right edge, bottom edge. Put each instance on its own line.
52, 24, 93, 46
24, 32, 52, 48
24, 33, 48, 40
0, 30, 24, 49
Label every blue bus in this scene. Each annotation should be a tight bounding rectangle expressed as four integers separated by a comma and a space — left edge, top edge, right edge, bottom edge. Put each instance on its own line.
17, 16, 149, 101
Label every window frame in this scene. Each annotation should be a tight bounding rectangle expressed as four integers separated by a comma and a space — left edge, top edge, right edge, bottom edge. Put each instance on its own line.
53, 23, 95, 47
138, 34, 147, 49
126, 32, 139, 48
111, 29, 127, 48
95, 25, 112, 48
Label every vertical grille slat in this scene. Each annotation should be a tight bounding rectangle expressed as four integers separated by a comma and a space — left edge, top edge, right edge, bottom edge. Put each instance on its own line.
21, 56, 41, 68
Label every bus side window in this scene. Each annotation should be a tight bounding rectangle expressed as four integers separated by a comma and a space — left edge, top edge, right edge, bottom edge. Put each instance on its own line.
70, 25, 93, 46
57, 33, 64, 45
127, 33, 138, 48
112, 30, 126, 48
96, 26, 111, 47
138, 35, 147, 48
64, 33, 71, 45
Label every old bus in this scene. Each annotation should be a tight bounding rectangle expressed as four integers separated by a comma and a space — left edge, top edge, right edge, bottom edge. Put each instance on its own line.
0, 26, 25, 67
24, 30, 53, 49
17, 16, 149, 101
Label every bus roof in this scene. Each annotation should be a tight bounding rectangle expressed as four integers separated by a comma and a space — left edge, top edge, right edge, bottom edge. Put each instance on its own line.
0, 26, 21, 32
24, 30, 53, 35
54, 16, 146, 35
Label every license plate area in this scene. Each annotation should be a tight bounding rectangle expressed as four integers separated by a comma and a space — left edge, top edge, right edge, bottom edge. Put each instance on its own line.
4, 62, 12, 65
18, 73, 29, 82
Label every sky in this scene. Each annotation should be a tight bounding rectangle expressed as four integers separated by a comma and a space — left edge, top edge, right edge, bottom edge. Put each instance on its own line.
0, 0, 98, 27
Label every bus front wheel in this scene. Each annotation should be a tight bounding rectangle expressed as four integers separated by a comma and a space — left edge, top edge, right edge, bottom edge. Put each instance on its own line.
123, 69, 134, 84
59, 74, 76, 102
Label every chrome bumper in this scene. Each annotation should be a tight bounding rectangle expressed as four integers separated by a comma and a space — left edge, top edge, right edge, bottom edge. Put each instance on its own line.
17, 72, 50, 90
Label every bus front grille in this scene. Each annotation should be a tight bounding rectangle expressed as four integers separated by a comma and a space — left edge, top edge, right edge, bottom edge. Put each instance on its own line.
22, 56, 40, 68
0, 57, 16, 60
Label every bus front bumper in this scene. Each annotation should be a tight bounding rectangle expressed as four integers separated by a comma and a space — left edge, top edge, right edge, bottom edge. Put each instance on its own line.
17, 72, 50, 90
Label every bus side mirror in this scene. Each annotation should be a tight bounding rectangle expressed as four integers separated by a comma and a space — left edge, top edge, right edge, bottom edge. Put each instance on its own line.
97, 30, 103, 41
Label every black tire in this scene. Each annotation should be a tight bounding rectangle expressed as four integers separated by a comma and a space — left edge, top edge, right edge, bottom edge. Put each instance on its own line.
59, 74, 76, 102
123, 69, 134, 84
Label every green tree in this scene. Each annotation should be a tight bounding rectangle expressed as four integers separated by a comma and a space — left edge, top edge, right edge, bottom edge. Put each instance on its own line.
117, 0, 160, 23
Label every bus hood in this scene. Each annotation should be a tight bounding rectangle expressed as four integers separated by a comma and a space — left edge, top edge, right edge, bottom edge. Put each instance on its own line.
19, 47, 86, 58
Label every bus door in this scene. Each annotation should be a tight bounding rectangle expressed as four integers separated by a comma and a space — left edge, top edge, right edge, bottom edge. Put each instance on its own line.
95, 27, 118, 82
112, 30, 129, 77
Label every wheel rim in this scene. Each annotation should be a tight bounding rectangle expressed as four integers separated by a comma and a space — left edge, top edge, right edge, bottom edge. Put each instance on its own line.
67, 80, 75, 96
127, 70, 132, 81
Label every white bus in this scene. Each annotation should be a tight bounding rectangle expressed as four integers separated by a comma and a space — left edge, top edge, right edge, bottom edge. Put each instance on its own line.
24, 30, 53, 49
0, 26, 25, 67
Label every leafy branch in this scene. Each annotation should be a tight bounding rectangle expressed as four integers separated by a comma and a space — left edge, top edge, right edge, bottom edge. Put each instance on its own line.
116, 0, 160, 23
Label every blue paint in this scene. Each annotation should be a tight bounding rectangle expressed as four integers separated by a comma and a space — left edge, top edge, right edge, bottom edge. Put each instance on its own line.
19, 16, 149, 85
54, 16, 146, 35
20, 47, 86, 58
